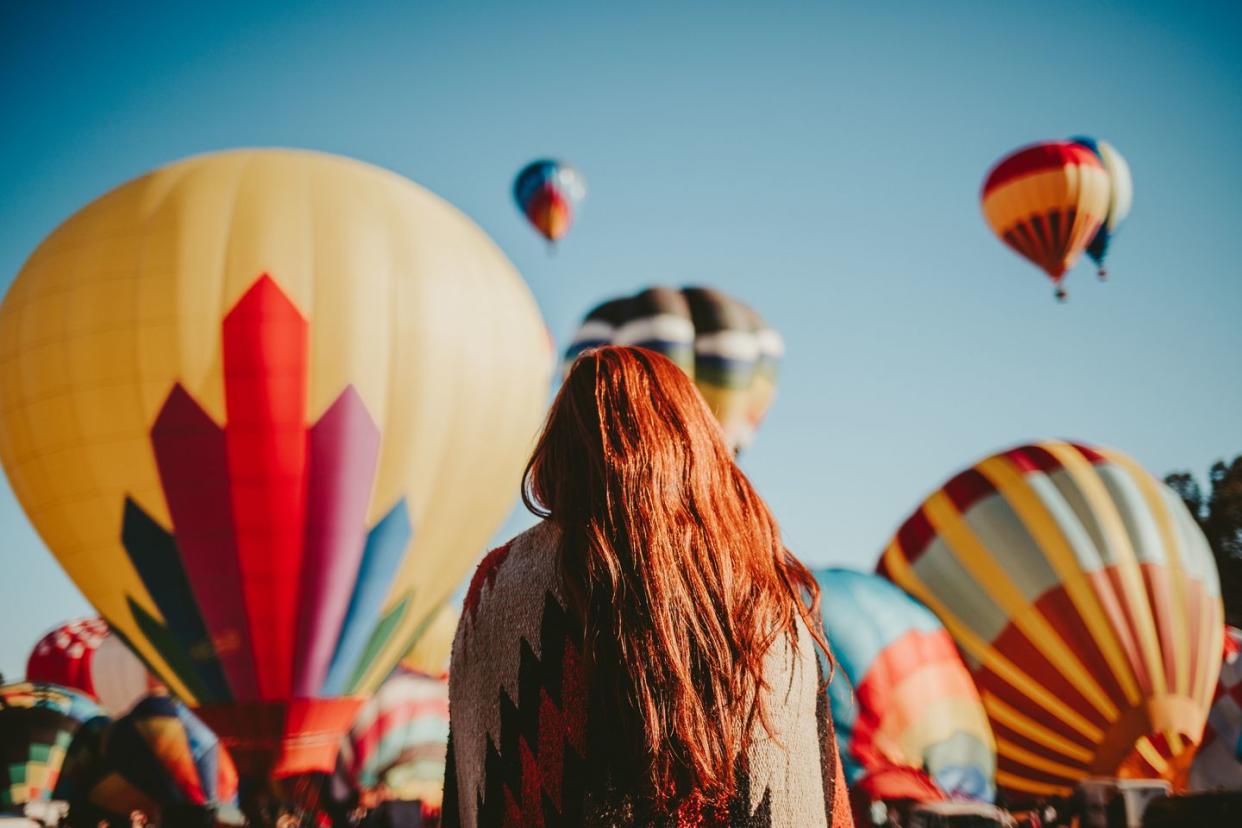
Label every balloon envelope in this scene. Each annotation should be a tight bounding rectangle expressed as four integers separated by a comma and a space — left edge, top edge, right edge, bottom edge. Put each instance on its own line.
57, 694, 238, 822
26, 619, 158, 716
0, 149, 551, 779
339, 668, 448, 807
980, 142, 1111, 294
564, 286, 782, 452
0, 682, 101, 812
1189, 627, 1242, 791
1069, 137, 1133, 273
880, 441, 1223, 802
512, 159, 585, 242
817, 569, 996, 802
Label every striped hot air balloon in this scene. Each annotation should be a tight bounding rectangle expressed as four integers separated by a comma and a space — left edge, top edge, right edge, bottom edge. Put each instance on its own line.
879, 441, 1224, 804
1189, 627, 1242, 791
26, 619, 159, 716
817, 569, 996, 803
0, 149, 552, 782
564, 286, 782, 453
980, 142, 1111, 300
0, 683, 101, 813
1069, 137, 1133, 280
339, 668, 448, 812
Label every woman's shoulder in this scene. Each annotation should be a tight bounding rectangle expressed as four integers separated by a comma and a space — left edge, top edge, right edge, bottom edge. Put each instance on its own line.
460, 520, 562, 623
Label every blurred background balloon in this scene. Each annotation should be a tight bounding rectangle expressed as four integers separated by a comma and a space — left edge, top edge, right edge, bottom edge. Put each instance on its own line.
0, 682, 101, 814
339, 668, 449, 817
980, 141, 1111, 300
0, 149, 552, 782
26, 619, 159, 716
880, 441, 1224, 802
1068, 136, 1133, 279
564, 286, 782, 453
512, 159, 586, 245
55, 693, 239, 825
817, 568, 996, 802
1189, 627, 1242, 791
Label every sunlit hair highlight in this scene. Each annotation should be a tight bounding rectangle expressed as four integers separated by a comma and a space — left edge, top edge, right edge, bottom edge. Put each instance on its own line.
522, 345, 829, 811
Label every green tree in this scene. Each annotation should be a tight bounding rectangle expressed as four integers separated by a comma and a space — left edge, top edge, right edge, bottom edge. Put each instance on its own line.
1166, 456, 1242, 627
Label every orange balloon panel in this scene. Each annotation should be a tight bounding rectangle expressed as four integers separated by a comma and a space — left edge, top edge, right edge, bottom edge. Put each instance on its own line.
981, 142, 1110, 289
0, 150, 551, 777
880, 441, 1223, 802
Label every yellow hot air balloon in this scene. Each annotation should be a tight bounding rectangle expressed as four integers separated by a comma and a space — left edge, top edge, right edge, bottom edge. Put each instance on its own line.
879, 441, 1223, 802
0, 149, 551, 780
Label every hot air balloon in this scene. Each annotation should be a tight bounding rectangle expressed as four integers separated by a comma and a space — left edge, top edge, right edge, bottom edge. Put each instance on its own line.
55, 694, 240, 825
27, 619, 159, 716
1189, 627, 1242, 791
0, 683, 101, 814
339, 668, 448, 815
398, 604, 458, 678
0, 149, 552, 783
1069, 137, 1133, 279
879, 441, 1224, 803
564, 286, 782, 452
512, 159, 586, 245
817, 569, 996, 802
980, 142, 1111, 300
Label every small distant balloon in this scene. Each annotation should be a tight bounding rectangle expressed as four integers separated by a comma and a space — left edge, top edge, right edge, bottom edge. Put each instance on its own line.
980, 141, 1111, 300
513, 159, 586, 245
1069, 137, 1133, 279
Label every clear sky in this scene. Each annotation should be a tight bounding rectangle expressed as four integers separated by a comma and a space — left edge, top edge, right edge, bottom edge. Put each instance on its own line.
0, 1, 1239, 678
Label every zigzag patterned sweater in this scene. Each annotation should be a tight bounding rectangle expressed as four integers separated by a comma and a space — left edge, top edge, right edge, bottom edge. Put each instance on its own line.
442, 521, 852, 827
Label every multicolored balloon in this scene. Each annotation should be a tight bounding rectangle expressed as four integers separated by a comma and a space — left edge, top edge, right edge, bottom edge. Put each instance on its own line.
1069, 137, 1133, 279
980, 141, 1111, 299
339, 668, 448, 809
57, 694, 239, 823
1189, 627, 1242, 791
0, 682, 101, 813
564, 286, 782, 452
26, 619, 159, 716
817, 569, 996, 802
879, 441, 1224, 802
512, 159, 586, 244
0, 149, 552, 781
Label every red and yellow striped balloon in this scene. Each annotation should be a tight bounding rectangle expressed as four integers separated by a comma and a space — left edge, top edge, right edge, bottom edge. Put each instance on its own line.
981, 142, 1111, 299
879, 441, 1223, 802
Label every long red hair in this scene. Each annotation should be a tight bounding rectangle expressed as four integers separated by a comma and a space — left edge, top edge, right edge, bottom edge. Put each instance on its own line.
522, 345, 829, 810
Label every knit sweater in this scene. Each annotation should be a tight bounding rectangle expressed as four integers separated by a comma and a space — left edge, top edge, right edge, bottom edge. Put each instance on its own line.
442, 521, 852, 827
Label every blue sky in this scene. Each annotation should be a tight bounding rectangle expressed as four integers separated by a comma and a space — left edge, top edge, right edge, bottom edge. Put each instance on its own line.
1, 1, 1239, 677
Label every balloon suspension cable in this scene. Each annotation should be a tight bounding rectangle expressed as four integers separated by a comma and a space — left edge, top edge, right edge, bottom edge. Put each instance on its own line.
547, 239, 557, 257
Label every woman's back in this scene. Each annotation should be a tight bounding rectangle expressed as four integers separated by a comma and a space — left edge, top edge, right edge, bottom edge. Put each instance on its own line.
442, 346, 852, 826
442, 521, 851, 827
